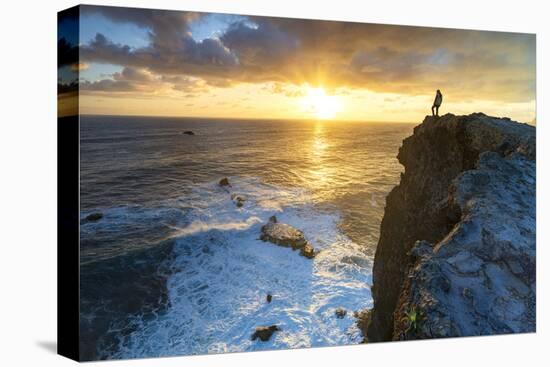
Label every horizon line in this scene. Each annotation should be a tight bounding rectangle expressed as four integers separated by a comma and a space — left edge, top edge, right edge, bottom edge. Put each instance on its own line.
78, 113, 419, 124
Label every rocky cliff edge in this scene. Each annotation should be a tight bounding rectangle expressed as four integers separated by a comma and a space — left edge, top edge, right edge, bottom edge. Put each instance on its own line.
365, 113, 535, 341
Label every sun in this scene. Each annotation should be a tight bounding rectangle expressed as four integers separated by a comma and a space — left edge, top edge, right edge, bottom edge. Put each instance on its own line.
301, 87, 342, 120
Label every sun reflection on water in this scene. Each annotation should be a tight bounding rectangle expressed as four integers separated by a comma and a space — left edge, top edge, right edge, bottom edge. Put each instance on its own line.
306, 122, 338, 202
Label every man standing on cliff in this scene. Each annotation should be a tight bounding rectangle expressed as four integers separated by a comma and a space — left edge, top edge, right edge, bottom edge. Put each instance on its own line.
432, 89, 443, 116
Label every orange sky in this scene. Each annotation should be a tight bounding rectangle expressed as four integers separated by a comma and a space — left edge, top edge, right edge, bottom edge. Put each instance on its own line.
59, 6, 536, 123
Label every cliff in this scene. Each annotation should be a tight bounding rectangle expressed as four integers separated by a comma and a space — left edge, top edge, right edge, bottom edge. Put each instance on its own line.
365, 113, 536, 341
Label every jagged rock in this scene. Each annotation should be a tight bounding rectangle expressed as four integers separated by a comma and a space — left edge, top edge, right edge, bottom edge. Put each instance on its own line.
218, 177, 230, 187
251, 325, 280, 341
300, 243, 315, 259
260, 219, 315, 259
233, 195, 246, 208
182, 130, 195, 135
82, 212, 103, 223
335, 308, 347, 318
366, 113, 535, 342
354, 309, 371, 342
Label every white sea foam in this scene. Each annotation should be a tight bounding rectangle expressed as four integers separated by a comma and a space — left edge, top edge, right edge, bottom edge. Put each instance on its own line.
110, 177, 373, 358
168, 216, 263, 238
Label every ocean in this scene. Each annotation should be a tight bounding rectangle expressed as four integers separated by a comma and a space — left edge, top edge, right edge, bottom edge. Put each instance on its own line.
79, 115, 413, 359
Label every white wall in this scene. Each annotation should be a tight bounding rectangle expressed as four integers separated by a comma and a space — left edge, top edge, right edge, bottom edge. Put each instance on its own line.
0, 0, 547, 366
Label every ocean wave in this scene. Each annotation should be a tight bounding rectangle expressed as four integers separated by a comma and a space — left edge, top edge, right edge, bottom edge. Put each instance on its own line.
102, 177, 373, 359
168, 216, 263, 238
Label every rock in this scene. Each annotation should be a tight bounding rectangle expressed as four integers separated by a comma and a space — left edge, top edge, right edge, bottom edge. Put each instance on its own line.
260, 219, 315, 259
218, 177, 230, 187
182, 130, 195, 135
300, 243, 316, 259
266, 294, 272, 303
251, 325, 280, 341
260, 221, 307, 249
365, 113, 535, 342
335, 308, 347, 318
232, 195, 246, 208
354, 309, 371, 342
82, 212, 103, 223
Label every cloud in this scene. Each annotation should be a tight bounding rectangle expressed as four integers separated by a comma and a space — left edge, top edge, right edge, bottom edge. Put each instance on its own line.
160, 74, 208, 92
71, 62, 90, 71
58, 81, 78, 94
81, 66, 155, 93
58, 37, 80, 96
269, 82, 306, 97
77, 5, 536, 103
221, 20, 300, 66
81, 78, 137, 92
80, 66, 207, 96
57, 37, 79, 68
113, 66, 153, 82
80, 5, 239, 75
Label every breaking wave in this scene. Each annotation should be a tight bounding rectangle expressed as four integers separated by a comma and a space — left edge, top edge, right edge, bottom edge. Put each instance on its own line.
94, 177, 373, 358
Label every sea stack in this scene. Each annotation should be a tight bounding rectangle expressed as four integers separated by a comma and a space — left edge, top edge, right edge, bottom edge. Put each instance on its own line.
364, 113, 535, 341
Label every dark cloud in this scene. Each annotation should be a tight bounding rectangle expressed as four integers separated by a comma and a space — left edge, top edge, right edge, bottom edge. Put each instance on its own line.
81, 66, 207, 95
81, 78, 137, 92
78, 5, 536, 102
58, 81, 78, 94
113, 67, 153, 82
58, 37, 79, 68
221, 20, 300, 67
80, 5, 238, 74
81, 66, 151, 93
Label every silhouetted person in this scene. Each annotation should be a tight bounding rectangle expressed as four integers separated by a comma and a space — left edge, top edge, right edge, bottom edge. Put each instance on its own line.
432, 89, 443, 116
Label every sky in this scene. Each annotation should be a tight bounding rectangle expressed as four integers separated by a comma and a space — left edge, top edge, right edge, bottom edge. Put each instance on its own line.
58, 5, 536, 123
